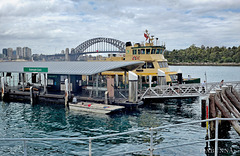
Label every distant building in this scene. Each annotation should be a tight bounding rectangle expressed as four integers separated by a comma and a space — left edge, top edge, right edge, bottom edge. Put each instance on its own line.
22, 47, 32, 59
12, 50, 17, 59
2, 48, 7, 57
65, 48, 69, 61
2, 47, 32, 60
16, 47, 23, 58
7, 48, 13, 59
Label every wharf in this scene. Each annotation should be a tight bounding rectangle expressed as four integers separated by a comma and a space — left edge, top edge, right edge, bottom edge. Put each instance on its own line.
0, 89, 142, 111
0, 61, 145, 114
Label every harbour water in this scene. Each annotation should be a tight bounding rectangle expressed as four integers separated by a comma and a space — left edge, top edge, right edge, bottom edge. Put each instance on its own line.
0, 66, 240, 156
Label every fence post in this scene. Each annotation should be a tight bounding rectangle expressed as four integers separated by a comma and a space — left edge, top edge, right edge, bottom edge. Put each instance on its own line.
149, 128, 153, 156
89, 138, 92, 156
24, 140, 27, 156
215, 118, 219, 156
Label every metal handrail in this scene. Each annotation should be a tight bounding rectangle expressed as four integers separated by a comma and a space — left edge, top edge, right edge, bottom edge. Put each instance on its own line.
0, 118, 240, 156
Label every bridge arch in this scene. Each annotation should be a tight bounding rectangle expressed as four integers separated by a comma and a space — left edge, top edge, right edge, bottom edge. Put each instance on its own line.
74, 37, 126, 54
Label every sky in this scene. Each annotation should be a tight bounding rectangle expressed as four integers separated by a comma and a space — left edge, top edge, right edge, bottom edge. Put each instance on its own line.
0, 0, 240, 55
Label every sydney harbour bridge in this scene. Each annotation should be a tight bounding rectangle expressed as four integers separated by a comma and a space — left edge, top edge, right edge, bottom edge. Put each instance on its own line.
43, 37, 126, 61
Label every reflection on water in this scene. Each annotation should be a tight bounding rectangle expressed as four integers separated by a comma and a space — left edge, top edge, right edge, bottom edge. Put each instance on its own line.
0, 99, 239, 155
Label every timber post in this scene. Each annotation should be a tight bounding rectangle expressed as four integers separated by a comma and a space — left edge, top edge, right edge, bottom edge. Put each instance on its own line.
222, 86, 240, 118
208, 91, 216, 149
43, 73, 47, 94
201, 97, 207, 127
30, 86, 34, 105
1, 77, 4, 100
128, 71, 138, 103
65, 79, 69, 107
225, 84, 240, 112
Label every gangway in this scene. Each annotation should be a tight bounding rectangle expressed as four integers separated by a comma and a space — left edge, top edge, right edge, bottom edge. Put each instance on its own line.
141, 81, 240, 100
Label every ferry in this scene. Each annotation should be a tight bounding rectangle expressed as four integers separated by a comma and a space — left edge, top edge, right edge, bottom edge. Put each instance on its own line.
101, 30, 200, 85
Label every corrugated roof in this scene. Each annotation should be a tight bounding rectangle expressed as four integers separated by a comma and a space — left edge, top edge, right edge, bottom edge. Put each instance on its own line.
0, 61, 144, 75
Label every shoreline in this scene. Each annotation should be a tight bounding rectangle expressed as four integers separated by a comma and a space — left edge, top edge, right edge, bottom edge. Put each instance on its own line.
168, 62, 240, 66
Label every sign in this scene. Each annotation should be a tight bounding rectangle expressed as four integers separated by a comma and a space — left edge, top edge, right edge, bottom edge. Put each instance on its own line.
132, 56, 140, 60
23, 67, 48, 73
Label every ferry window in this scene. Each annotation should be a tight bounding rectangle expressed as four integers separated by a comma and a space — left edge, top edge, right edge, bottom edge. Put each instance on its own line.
158, 62, 163, 68
170, 74, 177, 81
156, 49, 160, 54
138, 49, 141, 55
152, 76, 157, 83
159, 61, 168, 68
142, 76, 146, 83
146, 49, 150, 54
133, 49, 137, 55
147, 62, 154, 68
142, 63, 146, 69
160, 49, 163, 54
141, 49, 145, 54
151, 49, 156, 54
163, 62, 168, 67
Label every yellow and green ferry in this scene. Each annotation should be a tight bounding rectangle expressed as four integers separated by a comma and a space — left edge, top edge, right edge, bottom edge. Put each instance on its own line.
101, 30, 200, 85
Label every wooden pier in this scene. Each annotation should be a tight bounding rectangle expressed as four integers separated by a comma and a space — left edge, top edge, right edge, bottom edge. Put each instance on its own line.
0, 61, 146, 114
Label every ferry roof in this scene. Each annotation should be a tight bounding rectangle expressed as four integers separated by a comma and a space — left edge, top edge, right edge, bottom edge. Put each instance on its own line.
0, 61, 144, 75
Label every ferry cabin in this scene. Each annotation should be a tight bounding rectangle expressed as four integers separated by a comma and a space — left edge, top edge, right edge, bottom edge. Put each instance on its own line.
103, 42, 177, 84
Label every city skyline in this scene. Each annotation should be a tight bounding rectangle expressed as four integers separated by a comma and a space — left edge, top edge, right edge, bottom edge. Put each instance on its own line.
2, 46, 32, 60
0, 0, 240, 55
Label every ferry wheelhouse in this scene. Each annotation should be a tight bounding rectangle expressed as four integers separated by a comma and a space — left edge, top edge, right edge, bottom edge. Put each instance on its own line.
102, 30, 200, 85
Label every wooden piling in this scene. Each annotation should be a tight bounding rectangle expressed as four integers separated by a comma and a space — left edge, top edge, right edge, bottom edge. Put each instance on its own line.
1, 77, 4, 100
30, 86, 34, 105
232, 88, 240, 102
208, 91, 216, 149
214, 93, 240, 135
201, 98, 207, 127
65, 79, 69, 107
225, 86, 240, 112
209, 91, 217, 119
221, 86, 240, 118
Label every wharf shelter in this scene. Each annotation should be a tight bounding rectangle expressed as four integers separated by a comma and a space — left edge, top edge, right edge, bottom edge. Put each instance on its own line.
0, 61, 144, 95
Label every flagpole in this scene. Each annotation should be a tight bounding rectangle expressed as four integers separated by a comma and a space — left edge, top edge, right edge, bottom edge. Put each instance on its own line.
205, 71, 207, 92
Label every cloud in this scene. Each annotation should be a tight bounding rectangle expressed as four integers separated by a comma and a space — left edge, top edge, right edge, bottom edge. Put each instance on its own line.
0, 0, 240, 54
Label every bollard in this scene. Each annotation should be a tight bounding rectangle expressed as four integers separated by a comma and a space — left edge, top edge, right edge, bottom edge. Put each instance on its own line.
43, 73, 47, 94
157, 69, 166, 86
30, 86, 34, 105
104, 91, 108, 104
201, 98, 206, 127
65, 79, 69, 107
177, 69, 183, 84
1, 77, 4, 100
149, 75, 152, 89
128, 71, 138, 103
107, 76, 114, 103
